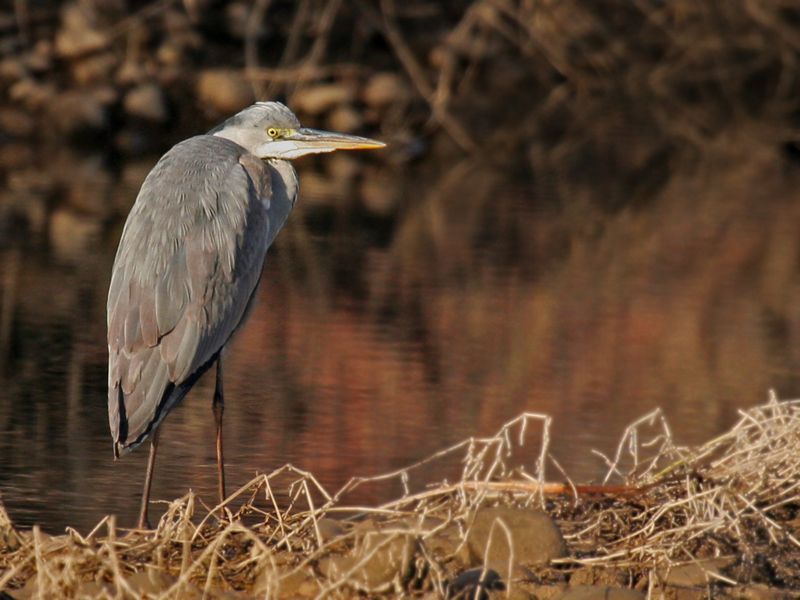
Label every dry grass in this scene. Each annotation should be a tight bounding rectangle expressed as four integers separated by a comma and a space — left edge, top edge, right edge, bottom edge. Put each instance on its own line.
1, 396, 800, 597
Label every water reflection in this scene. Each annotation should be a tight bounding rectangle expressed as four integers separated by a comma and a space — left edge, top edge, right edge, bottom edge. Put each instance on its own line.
2, 144, 800, 533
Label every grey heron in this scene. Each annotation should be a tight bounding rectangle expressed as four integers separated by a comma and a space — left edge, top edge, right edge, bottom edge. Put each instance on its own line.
107, 102, 384, 529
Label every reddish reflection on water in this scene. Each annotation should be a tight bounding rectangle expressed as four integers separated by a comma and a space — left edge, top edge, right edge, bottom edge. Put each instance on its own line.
2, 145, 800, 532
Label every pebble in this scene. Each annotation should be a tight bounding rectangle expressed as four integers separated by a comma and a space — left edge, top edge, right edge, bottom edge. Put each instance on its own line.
466, 506, 566, 572
196, 69, 254, 114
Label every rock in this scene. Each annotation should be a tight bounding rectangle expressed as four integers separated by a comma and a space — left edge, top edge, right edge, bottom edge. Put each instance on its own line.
363, 72, 410, 109
49, 91, 107, 135
55, 3, 108, 58
569, 567, 627, 588
0, 144, 35, 172
9, 78, 56, 110
7, 165, 55, 194
425, 522, 469, 562
70, 52, 117, 85
326, 105, 363, 133
735, 584, 795, 599
315, 517, 347, 543
293, 84, 354, 116
124, 83, 168, 122
126, 570, 178, 595
446, 567, 505, 600
530, 585, 567, 600
90, 85, 119, 106
258, 569, 320, 598
197, 69, 254, 114
0, 58, 26, 82
27, 40, 54, 73
116, 60, 146, 86
319, 531, 416, 592
0, 108, 35, 138
556, 586, 644, 600
466, 506, 566, 572
659, 558, 734, 588
225, 2, 252, 39
157, 42, 184, 67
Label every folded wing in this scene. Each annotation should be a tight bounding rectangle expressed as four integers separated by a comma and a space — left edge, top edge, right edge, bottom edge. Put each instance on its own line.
107, 136, 272, 456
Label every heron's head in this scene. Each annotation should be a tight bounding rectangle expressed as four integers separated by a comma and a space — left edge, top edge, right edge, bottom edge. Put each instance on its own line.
210, 101, 385, 159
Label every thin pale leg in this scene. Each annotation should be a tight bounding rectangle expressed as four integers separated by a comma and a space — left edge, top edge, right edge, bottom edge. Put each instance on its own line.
213, 357, 226, 504
137, 430, 159, 529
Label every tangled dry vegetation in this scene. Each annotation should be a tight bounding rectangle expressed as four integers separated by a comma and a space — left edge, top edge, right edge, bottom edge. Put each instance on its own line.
1, 396, 800, 598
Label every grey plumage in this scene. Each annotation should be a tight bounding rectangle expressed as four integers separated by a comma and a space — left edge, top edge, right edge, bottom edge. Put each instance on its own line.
107, 135, 293, 456
107, 101, 383, 527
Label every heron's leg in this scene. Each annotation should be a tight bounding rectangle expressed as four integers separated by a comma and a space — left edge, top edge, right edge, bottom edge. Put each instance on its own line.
137, 430, 159, 530
213, 357, 226, 505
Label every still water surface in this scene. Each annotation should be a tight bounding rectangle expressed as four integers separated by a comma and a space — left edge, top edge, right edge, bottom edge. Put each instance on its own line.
2, 145, 800, 532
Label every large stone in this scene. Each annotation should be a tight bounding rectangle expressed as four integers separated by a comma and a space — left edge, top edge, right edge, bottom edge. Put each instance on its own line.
318, 530, 416, 593
466, 506, 566, 572
197, 69, 254, 114
315, 517, 348, 543
659, 557, 734, 588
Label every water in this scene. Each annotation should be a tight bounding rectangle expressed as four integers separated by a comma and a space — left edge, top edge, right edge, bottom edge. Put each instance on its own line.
2, 144, 800, 533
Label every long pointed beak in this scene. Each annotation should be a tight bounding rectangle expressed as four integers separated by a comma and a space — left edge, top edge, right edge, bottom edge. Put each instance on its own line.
288, 128, 386, 152
254, 128, 385, 160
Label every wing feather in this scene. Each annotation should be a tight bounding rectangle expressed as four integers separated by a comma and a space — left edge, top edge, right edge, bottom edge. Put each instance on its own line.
107, 135, 278, 456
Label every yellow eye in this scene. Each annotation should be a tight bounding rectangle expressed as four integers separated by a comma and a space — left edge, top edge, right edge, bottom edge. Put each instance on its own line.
267, 128, 279, 138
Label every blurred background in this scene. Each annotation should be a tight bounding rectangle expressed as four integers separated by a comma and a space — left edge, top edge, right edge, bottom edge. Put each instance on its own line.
2, 0, 800, 533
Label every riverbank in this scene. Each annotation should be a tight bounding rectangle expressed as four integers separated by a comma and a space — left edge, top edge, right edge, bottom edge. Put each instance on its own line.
1, 397, 798, 598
